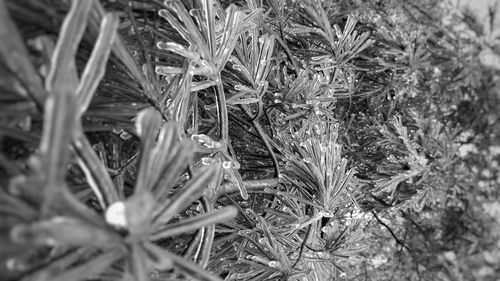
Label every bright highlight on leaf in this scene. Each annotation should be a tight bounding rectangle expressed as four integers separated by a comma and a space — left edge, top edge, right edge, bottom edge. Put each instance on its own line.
105, 201, 127, 228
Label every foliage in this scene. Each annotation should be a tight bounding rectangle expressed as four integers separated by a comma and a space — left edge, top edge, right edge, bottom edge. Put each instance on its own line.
1, 0, 499, 280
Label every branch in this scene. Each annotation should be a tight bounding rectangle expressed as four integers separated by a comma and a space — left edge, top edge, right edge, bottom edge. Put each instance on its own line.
371, 211, 411, 252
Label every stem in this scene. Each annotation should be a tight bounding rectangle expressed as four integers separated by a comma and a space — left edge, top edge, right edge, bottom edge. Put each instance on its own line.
221, 178, 279, 194
239, 104, 281, 178
275, 35, 299, 73
371, 211, 411, 252
292, 206, 315, 269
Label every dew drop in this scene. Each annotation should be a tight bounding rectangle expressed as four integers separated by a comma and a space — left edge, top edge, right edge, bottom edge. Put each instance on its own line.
105, 201, 127, 227
195, 203, 203, 212
112, 128, 123, 134
222, 161, 232, 169
268, 261, 280, 268
320, 144, 328, 152
6, 258, 27, 271
201, 157, 213, 165
238, 229, 252, 235
120, 131, 132, 140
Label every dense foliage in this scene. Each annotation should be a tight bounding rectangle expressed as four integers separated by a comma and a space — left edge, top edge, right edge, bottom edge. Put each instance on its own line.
1, 0, 499, 280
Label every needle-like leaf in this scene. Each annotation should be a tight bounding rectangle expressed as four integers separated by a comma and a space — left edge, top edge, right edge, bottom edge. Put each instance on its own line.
150, 206, 237, 240
153, 164, 217, 227
77, 12, 119, 116
0, 0, 46, 104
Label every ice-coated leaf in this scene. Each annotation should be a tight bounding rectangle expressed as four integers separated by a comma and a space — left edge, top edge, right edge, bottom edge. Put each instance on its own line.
73, 133, 120, 208
77, 12, 119, 116
166, 68, 193, 125
51, 249, 123, 281
0, 0, 46, 104
168, 251, 223, 281
150, 206, 237, 240
89, 0, 148, 89
125, 192, 156, 237
135, 108, 163, 194
39, 81, 76, 195
142, 242, 173, 271
45, 0, 92, 93
158, 3, 210, 61
10, 216, 120, 247
201, 0, 217, 57
216, 6, 245, 70
129, 242, 149, 281
152, 164, 218, 227
154, 140, 195, 200
157, 41, 203, 62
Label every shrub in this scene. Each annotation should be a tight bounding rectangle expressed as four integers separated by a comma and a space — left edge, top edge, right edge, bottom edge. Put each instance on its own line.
1, 0, 499, 280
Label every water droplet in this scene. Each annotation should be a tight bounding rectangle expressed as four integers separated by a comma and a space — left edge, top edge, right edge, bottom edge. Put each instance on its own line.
105, 201, 127, 227
268, 261, 280, 268
238, 229, 252, 235
120, 131, 132, 140
256, 81, 267, 87
201, 157, 213, 165
195, 203, 203, 212
6, 258, 26, 271
112, 128, 123, 134
320, 144, 328, 152
222, 161, 232, 169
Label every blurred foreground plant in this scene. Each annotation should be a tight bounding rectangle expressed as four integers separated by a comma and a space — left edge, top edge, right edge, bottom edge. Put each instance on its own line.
0, 1, 236, 280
